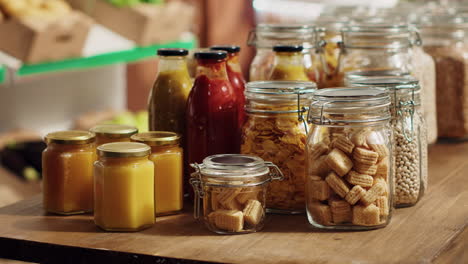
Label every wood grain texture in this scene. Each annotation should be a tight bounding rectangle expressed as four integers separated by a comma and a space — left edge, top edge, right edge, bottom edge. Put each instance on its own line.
0, 142, 467, 264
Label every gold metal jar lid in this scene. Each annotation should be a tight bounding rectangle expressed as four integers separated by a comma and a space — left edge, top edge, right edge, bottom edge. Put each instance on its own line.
131, 132, 180, 147
45, 131, 95, 145
90, 124, 138, 138
97, 142, 151, 158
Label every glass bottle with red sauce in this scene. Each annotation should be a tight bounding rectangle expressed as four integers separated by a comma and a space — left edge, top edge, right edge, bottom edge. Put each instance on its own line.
210, 45, 246, 127
186, 51, 240, 184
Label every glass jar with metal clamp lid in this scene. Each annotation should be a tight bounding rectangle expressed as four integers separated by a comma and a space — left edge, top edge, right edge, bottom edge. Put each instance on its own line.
247, 24, 326, 86
306, 88, 393, 230
240, 81, 317, 214
190, 154, 283, 234
337, 23, 420, 86
347, 76, 427, 208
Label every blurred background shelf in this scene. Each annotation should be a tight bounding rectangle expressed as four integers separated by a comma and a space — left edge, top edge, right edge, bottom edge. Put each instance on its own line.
17, 35, 196, 77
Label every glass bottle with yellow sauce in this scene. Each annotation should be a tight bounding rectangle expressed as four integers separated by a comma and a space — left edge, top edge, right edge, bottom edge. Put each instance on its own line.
42, 131, 96, 215
94, 142, 155, 232
269, 45, 309, 81
148, 48, 192, 138
131, 132, 183, 216
90, 124, 138, 146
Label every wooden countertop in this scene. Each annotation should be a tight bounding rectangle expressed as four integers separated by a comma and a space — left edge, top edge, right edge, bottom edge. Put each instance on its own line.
0, 142, 467, 264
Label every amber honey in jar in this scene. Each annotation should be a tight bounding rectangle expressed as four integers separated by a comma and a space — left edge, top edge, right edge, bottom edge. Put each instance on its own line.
131, 132, 183, 216
90, 124, 138, 146
94, 142, 155, 232
42, 131, 96, 215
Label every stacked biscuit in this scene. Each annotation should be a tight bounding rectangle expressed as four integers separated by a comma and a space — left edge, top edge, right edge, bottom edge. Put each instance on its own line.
206, 187, 264, 233
307, 129, 391, 227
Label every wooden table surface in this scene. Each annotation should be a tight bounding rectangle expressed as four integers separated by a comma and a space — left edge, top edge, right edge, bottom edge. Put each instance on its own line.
0, 142, 467, 264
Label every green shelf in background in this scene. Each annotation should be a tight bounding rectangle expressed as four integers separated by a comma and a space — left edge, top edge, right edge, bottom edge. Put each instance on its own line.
0, 66, 4, 84
17, 38, 197, 76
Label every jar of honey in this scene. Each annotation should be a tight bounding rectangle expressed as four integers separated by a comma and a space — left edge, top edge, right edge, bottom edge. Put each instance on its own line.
94, 142, 155, 232
131, 132, 183, 216
42, 131, 96, 215
90, 124, 138, 145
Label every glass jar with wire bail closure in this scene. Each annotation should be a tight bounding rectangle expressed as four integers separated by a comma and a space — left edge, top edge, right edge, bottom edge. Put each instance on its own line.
306, 88, 393, 230
347, 76, 427, 207
247, 24, 326, 85
240, 81, 317, 214
190, 154, 283, 234
337, 23, 420, 86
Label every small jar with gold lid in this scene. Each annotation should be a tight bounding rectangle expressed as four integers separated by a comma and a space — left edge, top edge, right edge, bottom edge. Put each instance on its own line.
90, 124, 138, 146
131, 132, 183, 216
42, 130, 96, 215
94, 142, 155, 232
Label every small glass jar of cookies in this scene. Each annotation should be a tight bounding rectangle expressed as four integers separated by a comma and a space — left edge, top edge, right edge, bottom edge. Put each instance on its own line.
190, 154, 283, 234
306, 87, 394, 230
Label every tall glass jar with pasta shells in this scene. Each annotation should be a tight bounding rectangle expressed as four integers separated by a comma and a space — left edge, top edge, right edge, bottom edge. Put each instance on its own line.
247, 24, 325, 85
240, 81, 317, 214
306, 88, 393, 230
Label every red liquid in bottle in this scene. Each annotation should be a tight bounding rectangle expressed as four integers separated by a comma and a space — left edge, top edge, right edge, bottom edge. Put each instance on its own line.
185, 57, 240, 195
226, 52, 246, 127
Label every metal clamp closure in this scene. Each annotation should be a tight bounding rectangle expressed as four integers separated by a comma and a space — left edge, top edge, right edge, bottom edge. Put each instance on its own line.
189, 163, 204, 220
265, 162, 284, 181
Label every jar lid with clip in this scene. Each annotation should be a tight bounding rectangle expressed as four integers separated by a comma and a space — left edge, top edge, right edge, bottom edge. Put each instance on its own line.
189, 154, 283, 219
307, 87, 391, 126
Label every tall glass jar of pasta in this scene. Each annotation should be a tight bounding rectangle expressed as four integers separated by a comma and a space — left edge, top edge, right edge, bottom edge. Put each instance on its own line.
240, 81, 317, 214
348, 76, 428, 207
247, 24, 325, 85
306, 88, 393, 230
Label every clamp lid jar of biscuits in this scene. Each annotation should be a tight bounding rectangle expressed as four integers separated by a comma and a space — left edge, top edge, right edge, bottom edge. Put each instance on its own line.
240, 81, 317, 214
190, 154, 283, 234
348, 76, 428, 207
306, 87, 393, 230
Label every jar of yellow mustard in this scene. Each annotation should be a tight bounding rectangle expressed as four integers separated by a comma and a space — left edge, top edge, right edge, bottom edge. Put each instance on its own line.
131, 132, 183, 216
42, 131, 96, 215
94, 142, 155, 232
90, 124, 138, 145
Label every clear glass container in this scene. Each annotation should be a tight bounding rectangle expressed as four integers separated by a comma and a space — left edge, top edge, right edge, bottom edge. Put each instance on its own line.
306, 88, 393, 230
247, 24, 325, 85
94, 142, 155, 232
131, 132, 183, 216
190, 154, 283, 234
419, 13, 468, 139
338, 22, 438, 144
348, 77, 428, 207
90, 124, 138, 146
337, 23, 417, 85
240, 81, 317, 214
42, 131, 96, 215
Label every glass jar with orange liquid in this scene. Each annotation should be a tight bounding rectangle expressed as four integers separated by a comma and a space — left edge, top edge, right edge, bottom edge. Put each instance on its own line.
42, 131, 96, 215
131, 132, 183, 216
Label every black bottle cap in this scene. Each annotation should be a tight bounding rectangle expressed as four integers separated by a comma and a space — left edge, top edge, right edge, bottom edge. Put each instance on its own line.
273, 45, 304, 52
194, 51, 227, 60
157, 48, 189, 56
210, 45, 241, 53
